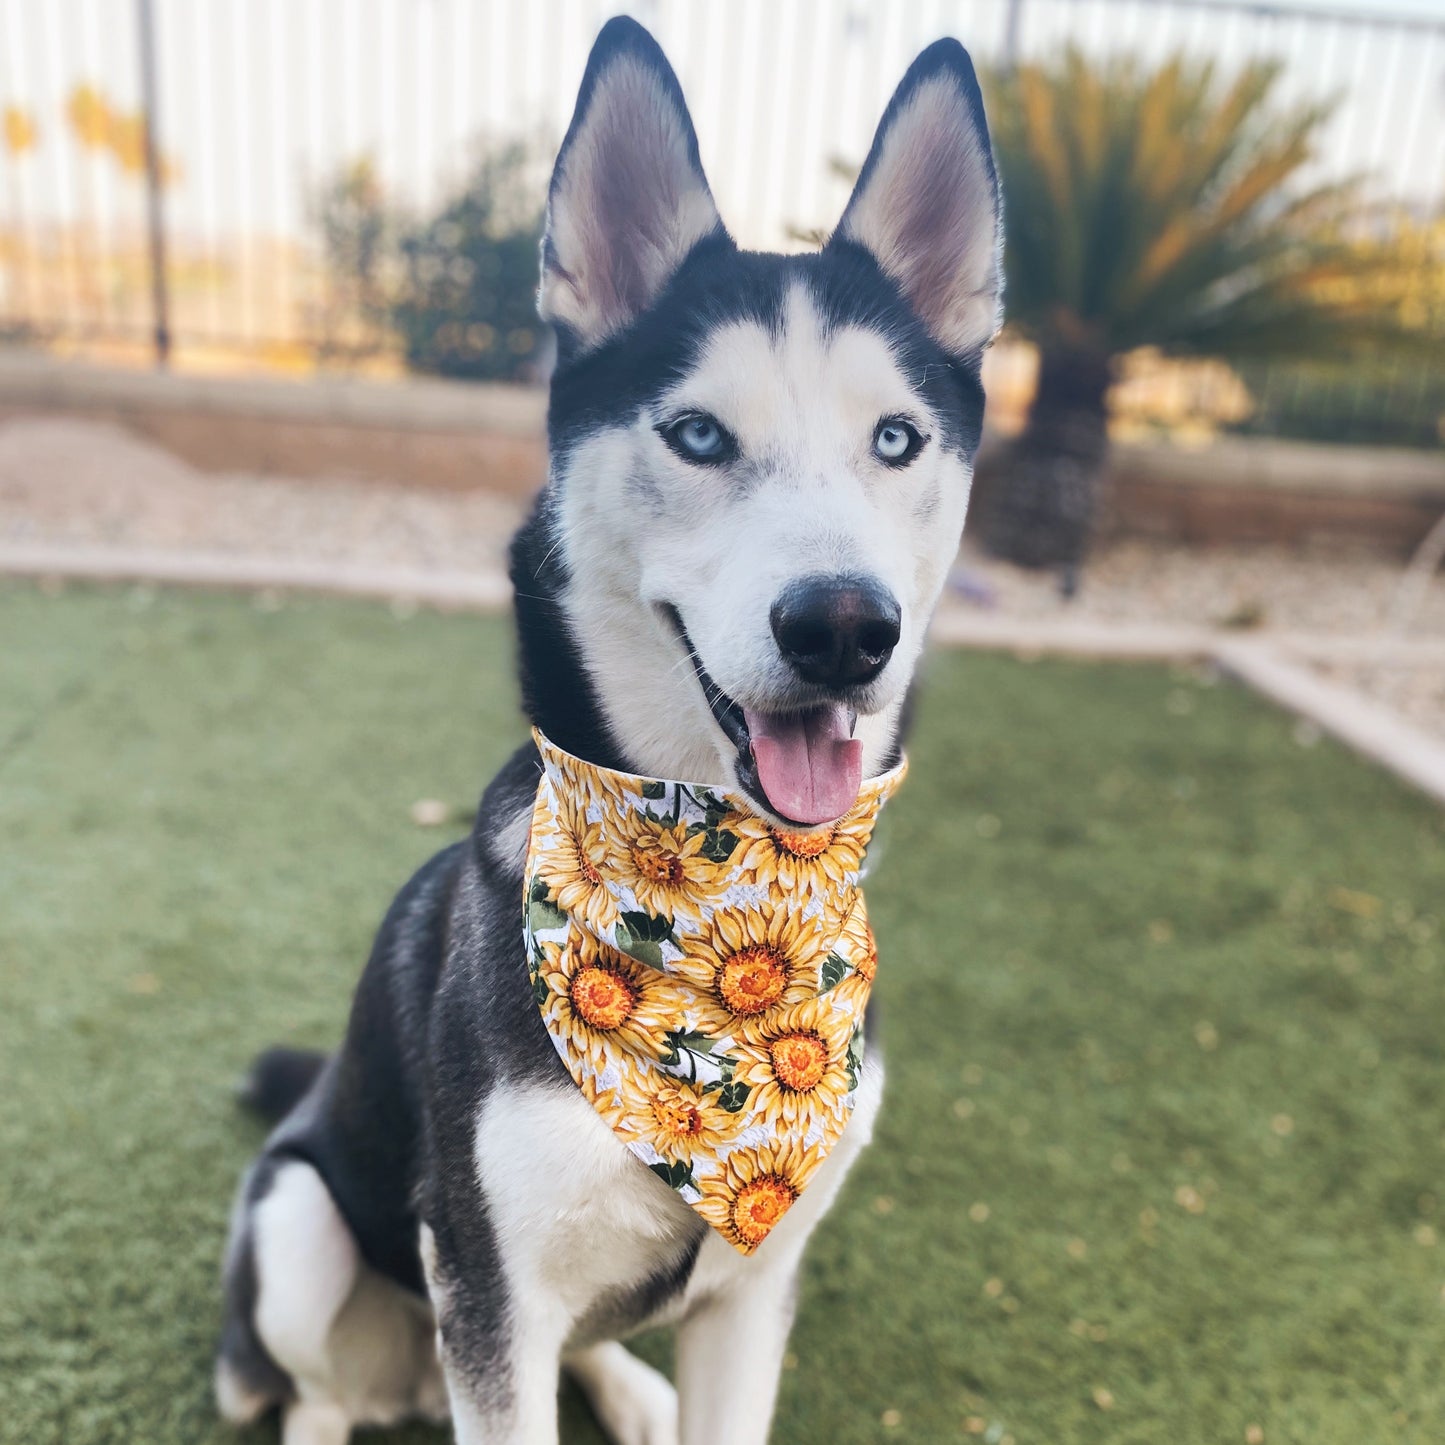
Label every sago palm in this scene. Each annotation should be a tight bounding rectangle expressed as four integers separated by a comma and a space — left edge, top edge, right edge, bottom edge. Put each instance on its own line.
970, 48, 1430, 582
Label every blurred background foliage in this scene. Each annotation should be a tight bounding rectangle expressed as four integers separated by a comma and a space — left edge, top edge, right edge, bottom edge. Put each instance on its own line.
1232, 215, 1445, 450
308, 49, 1442, 445
66, 82, 179, 185
312, 157, 391, 362
392, 142, 545, 382
314, 142, 545, 382
967, 49, 1444, 578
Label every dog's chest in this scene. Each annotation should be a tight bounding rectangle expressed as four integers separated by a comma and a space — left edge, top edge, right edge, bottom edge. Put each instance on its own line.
470, 1061, 885, 1339
473, 1082, 701, 1330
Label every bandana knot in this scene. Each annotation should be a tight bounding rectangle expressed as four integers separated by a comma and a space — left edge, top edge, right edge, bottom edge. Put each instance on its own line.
523, 729, 905, 1254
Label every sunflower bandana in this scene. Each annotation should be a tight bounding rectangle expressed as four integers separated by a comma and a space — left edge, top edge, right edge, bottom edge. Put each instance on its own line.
523, 729, 906, 1254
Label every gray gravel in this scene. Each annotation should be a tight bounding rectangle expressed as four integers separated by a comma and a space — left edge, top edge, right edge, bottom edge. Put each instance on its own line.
0, 416, 523, 573
952, 540, 1445, 739
953, 538, 1445, 637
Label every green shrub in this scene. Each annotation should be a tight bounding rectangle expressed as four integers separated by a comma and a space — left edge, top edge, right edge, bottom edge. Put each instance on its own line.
391, 142, 546, 383
312, 157, 392, 359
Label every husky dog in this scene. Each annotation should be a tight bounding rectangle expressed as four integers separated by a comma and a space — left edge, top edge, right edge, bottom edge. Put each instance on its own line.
216, 17, 1001, 1445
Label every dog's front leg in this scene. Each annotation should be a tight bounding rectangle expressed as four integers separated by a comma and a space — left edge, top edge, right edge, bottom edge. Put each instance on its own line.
421, 1220, 567, 1445
674, 1259, 800, 1445
434, 1296, 568, 1445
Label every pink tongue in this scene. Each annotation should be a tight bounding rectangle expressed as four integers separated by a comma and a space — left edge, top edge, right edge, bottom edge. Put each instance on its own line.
744, 703, 862, 826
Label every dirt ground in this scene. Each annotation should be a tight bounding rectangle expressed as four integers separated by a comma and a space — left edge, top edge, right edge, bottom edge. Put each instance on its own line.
3, 412, 1442, 734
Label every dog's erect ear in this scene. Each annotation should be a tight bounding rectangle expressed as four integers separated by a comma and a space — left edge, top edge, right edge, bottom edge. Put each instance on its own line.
539, 17, 725, 355
833, 39, 1003, 356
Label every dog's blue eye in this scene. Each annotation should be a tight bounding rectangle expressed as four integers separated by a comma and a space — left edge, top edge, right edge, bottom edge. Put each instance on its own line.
873, 419, 923, 466
679, 417, 721, 456
661, 413, 735, 465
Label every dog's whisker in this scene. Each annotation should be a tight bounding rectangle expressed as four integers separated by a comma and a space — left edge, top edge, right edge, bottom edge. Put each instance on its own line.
533, 532, 569, 575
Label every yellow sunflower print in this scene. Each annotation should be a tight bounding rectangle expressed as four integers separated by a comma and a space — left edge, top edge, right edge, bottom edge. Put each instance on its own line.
730, 997, 856, 1133
696, 1135, 828, 1253
613, 1070, 747, 1158
607, 808, 729, 919
830, 896, 880, 1009
537, 934, 685, 1080
529, 791, 621, 935
523, 728, 906, 1253
729, 807, 873, 897
671, 904, 826, 1024
552, 741, 635, 816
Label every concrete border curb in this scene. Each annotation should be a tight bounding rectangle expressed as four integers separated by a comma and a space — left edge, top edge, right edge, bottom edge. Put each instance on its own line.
929, 612, 1445, 666
4, 540, 1444, 809
1214, 639, 1445, 808
928, 611, 1214, 660
0, 543, 512, 611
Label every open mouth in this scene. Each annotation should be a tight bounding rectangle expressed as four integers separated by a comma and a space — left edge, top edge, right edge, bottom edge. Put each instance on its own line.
663, 607, 862, 827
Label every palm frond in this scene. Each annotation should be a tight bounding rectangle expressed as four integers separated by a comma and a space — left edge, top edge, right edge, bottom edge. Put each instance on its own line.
983, 50, 1437, 366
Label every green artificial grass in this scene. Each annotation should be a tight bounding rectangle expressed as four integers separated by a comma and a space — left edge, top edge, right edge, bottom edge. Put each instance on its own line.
3, 580, 1445, 1445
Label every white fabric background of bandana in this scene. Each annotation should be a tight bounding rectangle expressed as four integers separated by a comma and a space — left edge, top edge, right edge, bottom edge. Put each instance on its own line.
522, 728, 905, 1254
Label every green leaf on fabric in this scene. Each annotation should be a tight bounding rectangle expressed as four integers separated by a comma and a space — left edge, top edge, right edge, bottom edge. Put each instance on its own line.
620, 910, 676, 944
616, 911, 673, 968
660, 1028, 716, 1067
527, 898, 567, 933
846, 1023, 866, 1091
699, 828, 739, 863
614, 918, 664, 969
718, 1080, 751, 1113
640, 779, 667, 799
649, 1159, 696, 1191
820, 952, 851, 992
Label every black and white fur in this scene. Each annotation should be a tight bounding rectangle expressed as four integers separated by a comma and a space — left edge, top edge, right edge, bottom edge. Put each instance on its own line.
216, 20, 1002, 1445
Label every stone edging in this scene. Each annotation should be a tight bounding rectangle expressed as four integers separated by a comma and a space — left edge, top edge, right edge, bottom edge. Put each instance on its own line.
0, 543, 511, 610
1213, 640, 1445, 807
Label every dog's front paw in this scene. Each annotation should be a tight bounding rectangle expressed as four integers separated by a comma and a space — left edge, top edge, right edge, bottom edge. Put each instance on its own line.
566, 1341, 679, 1445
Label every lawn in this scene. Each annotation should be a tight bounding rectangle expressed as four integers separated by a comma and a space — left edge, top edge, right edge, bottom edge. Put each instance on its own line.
3, 580, 1444, 1445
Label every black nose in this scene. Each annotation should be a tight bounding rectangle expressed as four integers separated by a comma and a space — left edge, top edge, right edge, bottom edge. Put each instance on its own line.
770, 574, 902, 689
